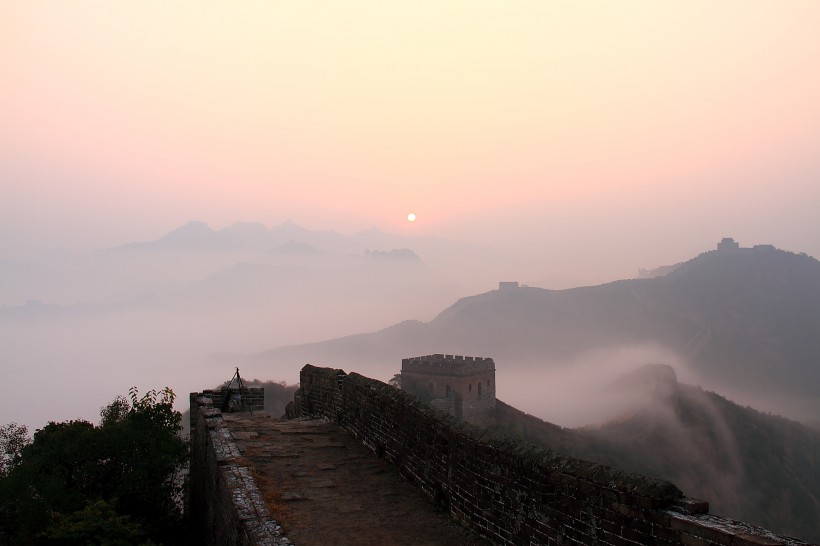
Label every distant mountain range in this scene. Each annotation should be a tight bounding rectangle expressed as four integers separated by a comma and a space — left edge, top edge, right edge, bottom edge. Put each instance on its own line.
119, 220, 484, 268
241, 240, 820, 422
0, 220, 491, 309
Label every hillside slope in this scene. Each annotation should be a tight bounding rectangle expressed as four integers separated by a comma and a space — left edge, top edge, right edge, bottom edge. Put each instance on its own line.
495, 365, 820, 542
246, 244, 820, 421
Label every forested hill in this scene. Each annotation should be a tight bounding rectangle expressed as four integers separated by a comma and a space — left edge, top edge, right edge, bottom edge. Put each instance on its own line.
489, 363, 820, 542
591, 382, 820, 543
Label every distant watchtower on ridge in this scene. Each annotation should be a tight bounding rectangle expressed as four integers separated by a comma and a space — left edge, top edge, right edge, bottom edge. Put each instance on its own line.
717, 237, 740, 252
401, 354, 496, 425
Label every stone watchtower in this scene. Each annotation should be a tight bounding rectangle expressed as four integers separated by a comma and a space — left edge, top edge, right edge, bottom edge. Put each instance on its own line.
400, 354, 496, 425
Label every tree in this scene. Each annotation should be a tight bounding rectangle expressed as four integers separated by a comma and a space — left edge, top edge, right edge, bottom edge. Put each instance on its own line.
0, 387, 188, 546
98, 387, 188, 536
99, 395, 130, 427
40, 500, 157, 546
0, 422, 28, 477
389, 373, 402, 389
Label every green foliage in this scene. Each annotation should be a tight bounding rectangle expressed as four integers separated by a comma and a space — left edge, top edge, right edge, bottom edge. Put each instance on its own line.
0, 422, 29, 477
40, 500, 155, 546
257, 380, 299, 416
0, 387, 188, 546
389, 373, 402, 389
99, 395, 130, 427
217, 378, 297, 417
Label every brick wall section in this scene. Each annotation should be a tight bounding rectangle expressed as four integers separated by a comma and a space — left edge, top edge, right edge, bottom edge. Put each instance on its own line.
293, 365, 811, 546
189, 393, 292, 546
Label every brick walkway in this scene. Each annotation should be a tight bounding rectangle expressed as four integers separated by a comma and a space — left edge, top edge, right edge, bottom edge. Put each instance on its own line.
222, 413, 488, 546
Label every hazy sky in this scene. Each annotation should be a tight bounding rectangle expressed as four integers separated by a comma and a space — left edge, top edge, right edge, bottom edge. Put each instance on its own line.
3, 1, 820, 278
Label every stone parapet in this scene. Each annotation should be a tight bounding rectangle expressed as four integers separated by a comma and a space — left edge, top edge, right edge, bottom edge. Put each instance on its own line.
402, 354, 495, 376
188, 393, 291, 546
292, 365, 811, 546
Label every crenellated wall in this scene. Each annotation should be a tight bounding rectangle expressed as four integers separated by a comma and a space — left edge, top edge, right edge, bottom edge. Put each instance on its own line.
292, 364, 811, 546
402, 354, 496, 375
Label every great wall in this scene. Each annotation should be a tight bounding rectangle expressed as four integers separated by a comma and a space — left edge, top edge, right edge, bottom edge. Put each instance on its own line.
189, 357, 814, 545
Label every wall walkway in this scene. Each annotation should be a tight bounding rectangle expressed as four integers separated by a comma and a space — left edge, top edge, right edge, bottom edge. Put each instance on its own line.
291, 365, 811, 546
189, 388, 293, 546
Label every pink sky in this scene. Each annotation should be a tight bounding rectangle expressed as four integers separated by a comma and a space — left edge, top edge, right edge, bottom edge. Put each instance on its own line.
2, 1, 820, 281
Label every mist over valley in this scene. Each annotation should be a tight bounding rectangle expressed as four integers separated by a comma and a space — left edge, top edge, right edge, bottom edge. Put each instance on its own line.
0, 221, 487, 429
3, 223, 820, 540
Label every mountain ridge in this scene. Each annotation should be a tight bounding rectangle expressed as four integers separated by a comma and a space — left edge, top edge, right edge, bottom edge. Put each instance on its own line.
240, 241, 820, 422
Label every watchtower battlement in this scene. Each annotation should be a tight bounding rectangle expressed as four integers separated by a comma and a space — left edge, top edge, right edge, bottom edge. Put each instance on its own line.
401, 354, 495, 376
401, 353, 496, 424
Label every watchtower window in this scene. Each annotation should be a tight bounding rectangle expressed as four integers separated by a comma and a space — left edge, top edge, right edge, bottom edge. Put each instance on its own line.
468, 383, 472, 392
445, 385, 451, 398
478, 382, 482, 399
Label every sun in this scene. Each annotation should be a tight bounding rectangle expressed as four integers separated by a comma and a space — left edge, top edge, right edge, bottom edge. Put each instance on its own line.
407, 213, 416, 222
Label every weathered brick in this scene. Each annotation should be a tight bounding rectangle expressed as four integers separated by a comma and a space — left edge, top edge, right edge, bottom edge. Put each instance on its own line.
681, 532, 712, 546
733, 534, 787, 546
